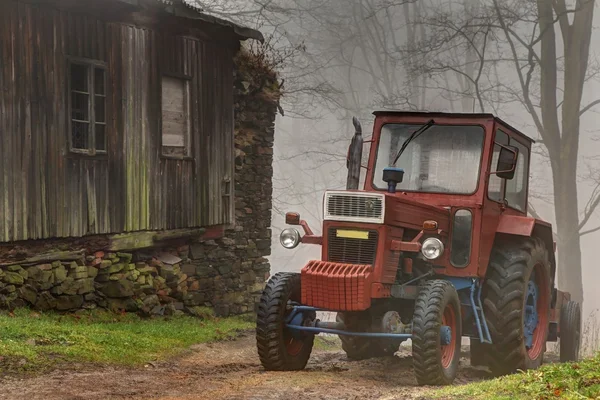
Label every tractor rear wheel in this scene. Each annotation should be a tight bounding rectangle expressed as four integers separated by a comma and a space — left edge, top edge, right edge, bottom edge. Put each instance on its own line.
256, 272, 315, 371
469, 337, 489, 367
336, 311, 400, 360
483, 237, 552, 376
412, 280, 462, 386
559, 300, 581, 362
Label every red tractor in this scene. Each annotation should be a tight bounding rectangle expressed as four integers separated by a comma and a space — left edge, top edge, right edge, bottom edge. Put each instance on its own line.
256, 111, 582, 385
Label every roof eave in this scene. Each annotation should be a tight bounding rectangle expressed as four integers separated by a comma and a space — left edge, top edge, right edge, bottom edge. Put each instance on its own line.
155, 0, 264, 42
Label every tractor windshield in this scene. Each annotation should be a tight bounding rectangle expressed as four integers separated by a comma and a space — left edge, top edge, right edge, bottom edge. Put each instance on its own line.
373, 124, 485, 194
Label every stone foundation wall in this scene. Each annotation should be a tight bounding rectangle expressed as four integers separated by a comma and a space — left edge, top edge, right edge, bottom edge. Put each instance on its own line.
0, 49, 278, 317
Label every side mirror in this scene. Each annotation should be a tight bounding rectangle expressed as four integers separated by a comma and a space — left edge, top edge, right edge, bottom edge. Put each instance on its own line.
491, 144, 518, 180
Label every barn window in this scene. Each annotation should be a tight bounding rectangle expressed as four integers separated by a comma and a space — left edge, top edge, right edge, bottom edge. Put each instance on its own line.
69, 59, 107, 154
161, 76, 191, 157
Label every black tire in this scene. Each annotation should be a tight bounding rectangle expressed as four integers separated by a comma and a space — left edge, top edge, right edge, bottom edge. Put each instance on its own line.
559, 300, 581, 362
483, 237, 552, 376
412, 280, 462, 386
336, 311, 399, 360
256, 272, 315, 371
470, 337, 489, 367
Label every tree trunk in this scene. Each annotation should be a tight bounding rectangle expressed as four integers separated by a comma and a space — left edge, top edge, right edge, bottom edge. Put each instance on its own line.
553, 162, 584, 304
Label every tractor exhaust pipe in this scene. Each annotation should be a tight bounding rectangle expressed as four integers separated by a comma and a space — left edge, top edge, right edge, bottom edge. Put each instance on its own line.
346, 116, 363, 190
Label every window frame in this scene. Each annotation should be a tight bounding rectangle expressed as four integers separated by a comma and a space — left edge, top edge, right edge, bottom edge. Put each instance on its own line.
371, 122, 487, 195
159, 72, 193, 160
67, 56, 108, 156
486, 128, 531, 213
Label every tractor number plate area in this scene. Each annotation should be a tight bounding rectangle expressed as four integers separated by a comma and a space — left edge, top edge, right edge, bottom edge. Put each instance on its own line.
336, 229, 369, 239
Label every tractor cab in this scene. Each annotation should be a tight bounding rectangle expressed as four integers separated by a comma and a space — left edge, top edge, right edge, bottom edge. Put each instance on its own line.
256, 111, 580, 387
364, 112, 528, 215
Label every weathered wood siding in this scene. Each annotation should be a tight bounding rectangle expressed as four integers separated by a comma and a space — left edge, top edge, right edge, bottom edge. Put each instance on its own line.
0, 0, 235, 243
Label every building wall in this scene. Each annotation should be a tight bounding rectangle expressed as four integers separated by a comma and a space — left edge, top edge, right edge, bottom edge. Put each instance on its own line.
0, 49, 278, 316
0, 0, 235, 243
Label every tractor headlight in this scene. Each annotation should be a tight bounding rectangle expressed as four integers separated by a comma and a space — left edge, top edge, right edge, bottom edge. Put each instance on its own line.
280, 228, 301, 249
421, 237, 444, 260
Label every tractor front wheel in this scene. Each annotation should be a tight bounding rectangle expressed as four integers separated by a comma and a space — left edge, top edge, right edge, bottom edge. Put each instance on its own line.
483, 237, 552, 376
559, 300, 581, 362
412, 280, 462, 386
256, 272, 315, 371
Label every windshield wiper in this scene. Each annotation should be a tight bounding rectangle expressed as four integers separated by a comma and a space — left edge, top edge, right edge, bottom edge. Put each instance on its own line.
392, 119, 435, 166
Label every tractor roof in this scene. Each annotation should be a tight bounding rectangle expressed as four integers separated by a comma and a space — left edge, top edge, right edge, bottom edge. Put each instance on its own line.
372, 111, 535, 144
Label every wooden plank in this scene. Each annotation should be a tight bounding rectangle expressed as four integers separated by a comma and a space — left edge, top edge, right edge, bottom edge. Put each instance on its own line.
152, 227, 205, 241
0, 250, 86, 267
0, 0, 10, 241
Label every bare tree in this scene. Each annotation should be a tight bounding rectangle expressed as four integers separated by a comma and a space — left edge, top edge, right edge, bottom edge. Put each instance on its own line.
404, 0, 599, 304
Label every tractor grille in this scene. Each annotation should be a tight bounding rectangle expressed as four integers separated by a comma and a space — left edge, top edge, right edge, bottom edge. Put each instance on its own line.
324, 192, 384, 223
327, 228, 378, 265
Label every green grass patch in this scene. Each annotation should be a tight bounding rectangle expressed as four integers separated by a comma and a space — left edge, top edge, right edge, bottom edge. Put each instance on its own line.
431, 355, 600, 400
313, 335, 341, 351
0, 308, 252, 373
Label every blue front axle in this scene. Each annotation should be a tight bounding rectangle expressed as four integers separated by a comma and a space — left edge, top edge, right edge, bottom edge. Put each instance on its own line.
285, 305, 451, 345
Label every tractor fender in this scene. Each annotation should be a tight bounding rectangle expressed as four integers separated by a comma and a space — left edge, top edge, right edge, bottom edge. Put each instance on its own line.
496, 214, 557, 289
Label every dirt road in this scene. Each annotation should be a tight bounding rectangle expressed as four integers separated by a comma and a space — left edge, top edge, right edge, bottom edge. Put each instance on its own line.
0, 330, 500, 400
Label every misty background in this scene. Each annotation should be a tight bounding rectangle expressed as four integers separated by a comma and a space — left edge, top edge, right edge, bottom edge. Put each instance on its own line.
193, 0, 600, 333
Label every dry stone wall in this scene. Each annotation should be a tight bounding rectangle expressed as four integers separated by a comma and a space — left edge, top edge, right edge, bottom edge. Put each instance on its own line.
0, 49, 278, 317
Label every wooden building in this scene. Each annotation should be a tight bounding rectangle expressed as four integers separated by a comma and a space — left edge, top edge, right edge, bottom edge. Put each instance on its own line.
0, 0, 263, 244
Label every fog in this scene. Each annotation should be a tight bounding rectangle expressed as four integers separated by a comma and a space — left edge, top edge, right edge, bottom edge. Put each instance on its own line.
194, 0, 600, 337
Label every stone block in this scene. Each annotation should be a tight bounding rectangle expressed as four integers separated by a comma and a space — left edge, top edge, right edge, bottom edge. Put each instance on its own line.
98, 260, 113, 269
87, 267, 98, 278
106, 298, 140, 312
190, 244, 205, 259
107, 263, 125, 274
0, 285, 16, 294
19, 284, 37, 304
95, 273, 110, 283
7, 265, 21, 272
136, 266, 156, 275
54, 265, 68, 283
56, 295, 83, 310
196, 265, 214, 278
181, 264, 197, 276
117, 252, 133, 263
218, 265, 232, 275
35, 291, 57, 310
77, 278, 95, 295
3, 272, 24, 285
72, 271, 88, 280
99, 279, 134, 298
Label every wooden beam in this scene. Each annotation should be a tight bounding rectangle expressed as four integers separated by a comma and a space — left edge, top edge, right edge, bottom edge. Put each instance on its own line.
0, 250, 86, 267
108, 227, 220, 251
153, 228, 206, 241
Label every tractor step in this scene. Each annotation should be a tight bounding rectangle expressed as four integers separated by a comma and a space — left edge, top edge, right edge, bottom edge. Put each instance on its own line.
470, 280, 492, 344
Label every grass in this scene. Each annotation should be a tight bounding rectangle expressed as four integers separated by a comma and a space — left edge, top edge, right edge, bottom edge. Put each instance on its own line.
313, 335, 341, 351
0, 308, 253, 373
432, 355, 600, 400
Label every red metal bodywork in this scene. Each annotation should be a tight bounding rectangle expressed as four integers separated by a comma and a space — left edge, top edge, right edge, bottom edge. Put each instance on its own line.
297, 112, 563, 320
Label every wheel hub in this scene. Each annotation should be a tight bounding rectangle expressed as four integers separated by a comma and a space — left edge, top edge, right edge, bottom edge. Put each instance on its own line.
440, 326, 452, 346
524, 278, 539, 349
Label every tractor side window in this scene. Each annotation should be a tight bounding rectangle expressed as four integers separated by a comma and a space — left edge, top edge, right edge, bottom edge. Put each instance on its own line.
505, 140, 529, 212
488, 129, 509, 202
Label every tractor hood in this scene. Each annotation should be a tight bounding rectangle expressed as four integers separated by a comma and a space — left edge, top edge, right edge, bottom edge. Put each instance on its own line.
323, 190, 450, 232
383, 193, 450, 232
